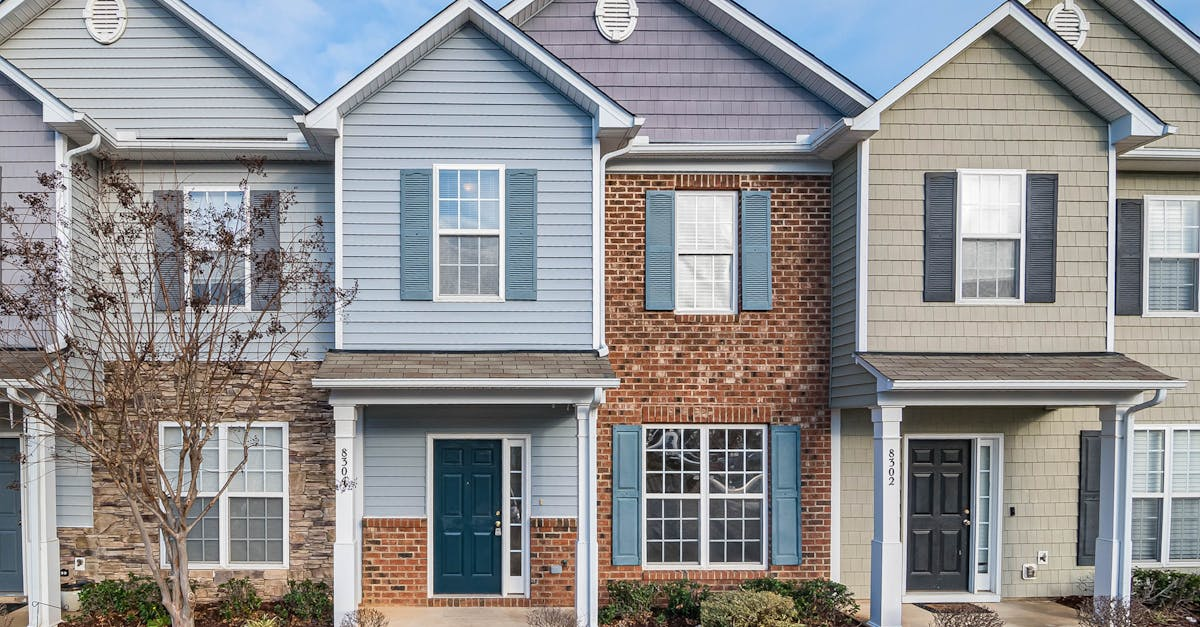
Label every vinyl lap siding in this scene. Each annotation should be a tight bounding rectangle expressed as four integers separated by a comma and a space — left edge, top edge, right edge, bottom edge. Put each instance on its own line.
340, 26, 594, 350
1027, 0, 1200, 150
518, 0, 840, 143
868, 34, 1110, 353
830, 150, 873, 406
0, 0, 301, 139
361, 406, 578, 518
56, 436, 93, 528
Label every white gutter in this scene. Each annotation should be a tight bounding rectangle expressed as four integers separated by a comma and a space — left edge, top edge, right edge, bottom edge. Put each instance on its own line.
593, 125, 640, 356
311, 377, 621, 389
50, 133, 102, 352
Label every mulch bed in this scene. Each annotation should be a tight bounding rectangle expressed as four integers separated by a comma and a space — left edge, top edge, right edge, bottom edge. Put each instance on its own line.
60, 602, 328, 627
916, 602, 991, 614
1056, 595, 1200, 627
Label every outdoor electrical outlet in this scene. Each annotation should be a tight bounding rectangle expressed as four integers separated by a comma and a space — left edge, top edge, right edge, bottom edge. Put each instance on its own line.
1037, 550, 1049, 565
1022, 564, 1038, 580
74, 557, 85, 571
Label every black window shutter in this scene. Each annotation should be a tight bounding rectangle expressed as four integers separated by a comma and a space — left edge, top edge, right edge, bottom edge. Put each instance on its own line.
1077, 431, 1101, 566
924, 172, 957, 302
1025, 174, 1058, 303
1116, 199, 1144, 316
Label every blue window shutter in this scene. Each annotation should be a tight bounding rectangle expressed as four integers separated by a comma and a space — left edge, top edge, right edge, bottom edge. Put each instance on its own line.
399, 169, 433, 301
505, 169, 538, 301
1116, 199, 1144, 316
250, 190, 281, 311
645, 191, 675, 311
153, 190, 185, 312
1024, 174, 1058, 304
741, 191, 773, 311
612, 425, 642, 566
770, 425, 802, 566
924, 172, 957, 302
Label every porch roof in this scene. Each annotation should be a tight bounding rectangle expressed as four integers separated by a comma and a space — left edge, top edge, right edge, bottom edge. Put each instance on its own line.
856, 352, 1184, 392
0, 349, 53, 383
312, 350, 619, 389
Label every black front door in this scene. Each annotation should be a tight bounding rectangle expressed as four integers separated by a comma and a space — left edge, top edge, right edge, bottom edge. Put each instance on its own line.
0, 439, 21, 594
907, 439, 972, 592
433, 440, 502, 595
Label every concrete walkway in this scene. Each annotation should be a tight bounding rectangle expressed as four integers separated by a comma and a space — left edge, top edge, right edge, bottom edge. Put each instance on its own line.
378, 606, 543, 627
854, 598, 1080, 626
0, 605, 27, 627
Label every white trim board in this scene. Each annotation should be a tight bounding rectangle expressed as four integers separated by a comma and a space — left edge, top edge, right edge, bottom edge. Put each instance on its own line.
851, 1, 1171, 153
304, 0, 637, 134
498, 0, 874, 117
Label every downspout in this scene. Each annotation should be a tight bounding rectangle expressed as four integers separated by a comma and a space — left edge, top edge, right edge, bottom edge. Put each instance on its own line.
594, 133, 638, 357
51, 134, 102, 352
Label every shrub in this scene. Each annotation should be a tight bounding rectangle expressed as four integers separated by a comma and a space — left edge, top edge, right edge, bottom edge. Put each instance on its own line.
741, 577, 857, 626
217, 578, 262, 622
662, 579, 708, 623
276, 579, 333, 622
78, 574, 168, 625
340, 607, 389, 627
700, 590, 798, 627
599, 581, 659, 625
1076, 597, 1156, 627
1132, 568, 1200, 611
527, 607, 580, 627
245, 615, 281, 627
931, 607, 1004, 627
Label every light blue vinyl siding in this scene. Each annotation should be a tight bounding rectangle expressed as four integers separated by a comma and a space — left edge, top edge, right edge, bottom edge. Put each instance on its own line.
362, 405, 578, 518
340, 26, 595, 350
55, 436, 93, 528
0, 0, 302, 139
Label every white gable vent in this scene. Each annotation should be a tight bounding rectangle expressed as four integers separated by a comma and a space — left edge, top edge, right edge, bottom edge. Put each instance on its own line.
595, 0, 638, 43
1048, 1, 1090, 49
83, 0, 128, 45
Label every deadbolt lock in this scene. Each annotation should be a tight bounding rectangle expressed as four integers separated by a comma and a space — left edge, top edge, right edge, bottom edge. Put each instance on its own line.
963, 508, 970, 515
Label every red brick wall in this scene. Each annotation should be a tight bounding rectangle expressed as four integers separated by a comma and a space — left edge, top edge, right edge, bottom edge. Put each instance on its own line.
600, 173, 832, 588
361, 517, 576, 607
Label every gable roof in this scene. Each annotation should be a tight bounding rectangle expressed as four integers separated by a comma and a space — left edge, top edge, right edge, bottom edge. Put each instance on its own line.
0, 52, 76, 124
852, 0, 1173, 153
1054, 0, 1200, 87
304, 0, 639, 135
0, 0, 316, 112
501, 0, 874, 117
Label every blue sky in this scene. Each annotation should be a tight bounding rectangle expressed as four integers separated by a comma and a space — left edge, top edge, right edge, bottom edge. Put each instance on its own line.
188, 0, 1200, 102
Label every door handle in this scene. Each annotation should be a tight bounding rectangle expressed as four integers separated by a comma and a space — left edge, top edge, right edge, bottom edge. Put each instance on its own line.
963, 519, 971, 527
495, 521, 502, 528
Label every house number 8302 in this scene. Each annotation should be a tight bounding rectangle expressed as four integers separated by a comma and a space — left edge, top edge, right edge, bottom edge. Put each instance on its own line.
887, 448, 896, 486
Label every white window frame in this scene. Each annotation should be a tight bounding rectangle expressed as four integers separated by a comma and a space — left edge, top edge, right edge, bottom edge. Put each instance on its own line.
640, 425, 768, 571
158, 422, 290, 570
184, 188, 253, 313
954, 169, 1026, 305
673, 191, 739, 315
432, 165, 506, 303
1133, 426, 1200, 567
1142, 196, 1200, 317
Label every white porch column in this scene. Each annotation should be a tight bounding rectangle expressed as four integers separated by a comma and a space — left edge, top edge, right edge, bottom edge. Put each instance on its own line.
575, 402, 597, 626
23, 399, 60, 627
1094, 404, 1134, 603
869, 405, 904, 627
332, 405, 361, 627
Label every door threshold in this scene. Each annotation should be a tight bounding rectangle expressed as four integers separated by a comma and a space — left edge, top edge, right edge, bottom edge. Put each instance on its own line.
904, 592, 1001, 604
0, 595, 27, 604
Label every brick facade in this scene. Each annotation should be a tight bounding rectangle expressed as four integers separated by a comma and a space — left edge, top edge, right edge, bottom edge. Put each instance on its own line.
600, 173, 832, 588
361, 517, 576, 607
56, 362, 335, 599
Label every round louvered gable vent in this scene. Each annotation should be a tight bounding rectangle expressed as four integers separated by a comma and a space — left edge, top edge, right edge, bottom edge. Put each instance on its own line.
84, 0, 128, 45
595, 0, 638, 43
1048, 1, 1090, 49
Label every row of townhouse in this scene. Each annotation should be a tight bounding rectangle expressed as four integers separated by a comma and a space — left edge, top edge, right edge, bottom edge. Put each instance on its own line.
0, 0, 1197, 626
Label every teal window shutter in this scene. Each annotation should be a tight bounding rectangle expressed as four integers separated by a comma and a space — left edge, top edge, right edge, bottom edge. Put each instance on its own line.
770, 425, 802, 566
645, 191, 675, 311
741, 191, 773, 311
612, 425, 642, 565
399, 169, 433, 301
505, 169, 538, 301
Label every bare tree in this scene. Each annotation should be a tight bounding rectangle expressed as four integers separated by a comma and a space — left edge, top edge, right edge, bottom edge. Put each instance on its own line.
0, 156, 354, 627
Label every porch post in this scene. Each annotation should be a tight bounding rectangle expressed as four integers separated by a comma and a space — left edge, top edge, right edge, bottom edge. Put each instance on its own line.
869, 405, 904, 627
1094, 404, 1134, 603
574, 402, 597, 626
332, 405, 361, 627
23, 398, 60, 627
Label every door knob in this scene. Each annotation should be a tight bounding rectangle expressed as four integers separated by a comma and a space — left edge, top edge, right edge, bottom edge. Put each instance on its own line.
496, 511, 501, 516
963, 519, 971, 527
963, 509, 970, 515
495, 521, 502, 528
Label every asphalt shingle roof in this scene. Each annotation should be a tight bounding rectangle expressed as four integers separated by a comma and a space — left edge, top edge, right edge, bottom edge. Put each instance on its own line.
315, 351, 617, 382
0, 350, 53, 381
857, 352, 1178, 384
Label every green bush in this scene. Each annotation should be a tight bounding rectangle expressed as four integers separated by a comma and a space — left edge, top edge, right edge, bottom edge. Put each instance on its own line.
217, 577, 262, 622
1132, 568, 1200, 611
700, 590, 798, 627
662, 579, 708, 623
741, 577, 857, 626
78, 574, 168, 625
598, 581, 659, 625
276, 579, 333, 622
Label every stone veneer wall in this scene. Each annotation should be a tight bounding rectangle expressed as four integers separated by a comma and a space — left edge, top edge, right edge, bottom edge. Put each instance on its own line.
601, 173, 833, 589
56, 362, 335, 599
361, 517, 576, 607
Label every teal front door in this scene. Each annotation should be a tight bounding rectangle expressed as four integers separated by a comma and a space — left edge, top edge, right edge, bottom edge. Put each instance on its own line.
433, 440, 502, 595
0, 439, 22, 594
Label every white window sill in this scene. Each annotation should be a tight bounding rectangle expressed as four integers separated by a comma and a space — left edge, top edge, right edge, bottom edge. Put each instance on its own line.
955, 298, 1025, 306
674, 309, 737, 316
642, 563, 768, 572
1141, 311, 1200, 318
183, 563, 290, 571
434, 295, 505, 303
